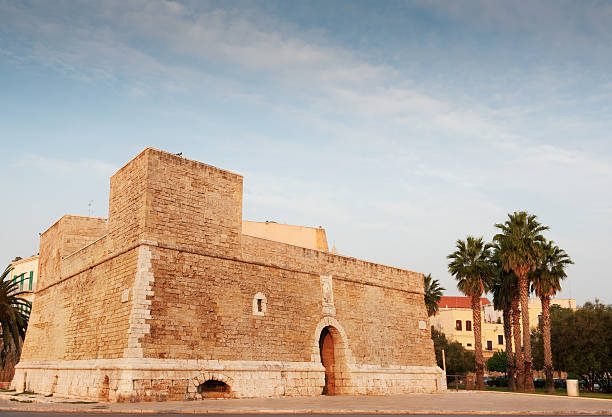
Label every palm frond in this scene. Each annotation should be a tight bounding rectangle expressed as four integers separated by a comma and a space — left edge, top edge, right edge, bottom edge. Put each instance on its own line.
0, 264, 31, 357
493, 211, 549, 279
530, 240, 573, 298
424, 273, 445, 316
447, 236, 494, 297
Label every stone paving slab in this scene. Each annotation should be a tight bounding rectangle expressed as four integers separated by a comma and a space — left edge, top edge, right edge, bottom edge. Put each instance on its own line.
0, 391, 610, 415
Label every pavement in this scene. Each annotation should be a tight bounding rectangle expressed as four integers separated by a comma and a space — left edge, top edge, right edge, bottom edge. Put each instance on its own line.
0, 390, 610, 415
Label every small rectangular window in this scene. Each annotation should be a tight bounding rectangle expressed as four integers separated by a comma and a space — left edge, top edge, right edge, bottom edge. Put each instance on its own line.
455, 320, 462, 331
466, 320, 472, 331
257, 298, 263, 313
487, 340, 493, 350
498, 335, 503, 345
467, 343, 472, 347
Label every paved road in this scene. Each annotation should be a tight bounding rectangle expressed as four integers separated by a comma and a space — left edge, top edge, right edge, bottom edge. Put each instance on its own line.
0, 391, 610, 415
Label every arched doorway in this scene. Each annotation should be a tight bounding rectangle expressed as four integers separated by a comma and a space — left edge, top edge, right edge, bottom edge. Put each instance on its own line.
313, 318, 353, 395
319, 326, 336, 395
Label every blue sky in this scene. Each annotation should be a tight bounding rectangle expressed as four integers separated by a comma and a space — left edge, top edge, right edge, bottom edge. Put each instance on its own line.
1, 0, 611, 305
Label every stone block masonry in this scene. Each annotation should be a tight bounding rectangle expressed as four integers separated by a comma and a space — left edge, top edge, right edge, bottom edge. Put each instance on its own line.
12, 147, 445, 402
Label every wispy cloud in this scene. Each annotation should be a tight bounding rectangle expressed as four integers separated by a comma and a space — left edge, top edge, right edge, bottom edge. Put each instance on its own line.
3, 1, 609, 199
1, 0, 611, 303
1, 1, 607, 156
0, 1, 390, 94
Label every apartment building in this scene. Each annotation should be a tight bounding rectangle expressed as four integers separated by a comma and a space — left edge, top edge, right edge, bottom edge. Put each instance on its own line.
9, 255, 38, 312
430, 295, 576, 359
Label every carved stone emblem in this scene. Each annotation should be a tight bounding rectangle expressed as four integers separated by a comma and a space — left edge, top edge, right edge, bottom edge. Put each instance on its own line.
320, 275, 336, 316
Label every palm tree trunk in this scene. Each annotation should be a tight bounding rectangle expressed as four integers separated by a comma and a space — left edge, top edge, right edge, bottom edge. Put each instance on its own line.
503, 307, 516, 391
541, 295, 554, 394
471, 295, 485, 390
512, 294, 524, 391
518, 270, 535, 392
0, 345, 18, 386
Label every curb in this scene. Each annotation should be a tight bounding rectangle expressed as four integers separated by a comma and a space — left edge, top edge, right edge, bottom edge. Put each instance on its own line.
476, 390, 612, 402
0, 408, 611, 415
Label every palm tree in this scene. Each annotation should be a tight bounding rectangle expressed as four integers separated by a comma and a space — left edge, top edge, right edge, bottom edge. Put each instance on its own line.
494, 211, 548, 392
0, 265, 31, 375
530, 240, 573, 393
447, 236, 493, 390
491, 251, 517, 391
424, 274, 445, 317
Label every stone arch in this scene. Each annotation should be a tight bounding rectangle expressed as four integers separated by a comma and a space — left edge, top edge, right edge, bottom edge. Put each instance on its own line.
311, 317, 354, 364
198, 380, 231, 398
187, 372, 233, 399
312, 317, 354, 395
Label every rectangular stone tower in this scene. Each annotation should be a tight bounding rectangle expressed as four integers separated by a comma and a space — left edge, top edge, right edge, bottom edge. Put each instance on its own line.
13, 148, 445, 401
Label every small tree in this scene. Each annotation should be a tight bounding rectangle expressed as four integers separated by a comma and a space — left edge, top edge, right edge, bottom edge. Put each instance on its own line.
431, 327, 476, 375
531, 327, 544, 372
486, 350, 507, 373
549, 301, 611, 392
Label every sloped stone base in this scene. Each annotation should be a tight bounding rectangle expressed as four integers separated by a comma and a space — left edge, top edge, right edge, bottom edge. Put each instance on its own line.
12, 359, 444, 402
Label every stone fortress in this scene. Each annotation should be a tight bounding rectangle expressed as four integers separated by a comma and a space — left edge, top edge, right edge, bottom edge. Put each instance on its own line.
12, 148, 445, 402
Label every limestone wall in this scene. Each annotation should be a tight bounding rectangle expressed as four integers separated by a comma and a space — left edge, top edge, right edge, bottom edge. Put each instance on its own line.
19, 246, 137, 362
107, 150, 149, 252
38, 215, 108, 290
140, 246, 322, 362
142, 150, 243, 258
240, 235, 423, 294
